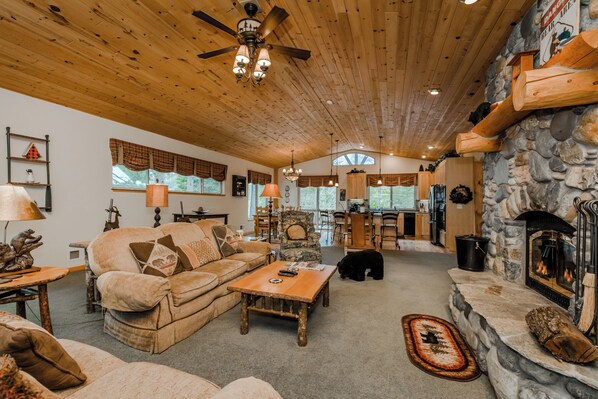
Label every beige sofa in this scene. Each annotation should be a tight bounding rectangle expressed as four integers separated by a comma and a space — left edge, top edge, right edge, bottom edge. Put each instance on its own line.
88, 220, 271, 353
18, 338, 282, 398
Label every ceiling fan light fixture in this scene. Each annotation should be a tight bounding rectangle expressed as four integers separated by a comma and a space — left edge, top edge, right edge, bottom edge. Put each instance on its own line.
459, 0, 479, 4
233, 65, 246, 79
235, 45, 250, 65
253, 65, 266, 81
428, 88, 441, 95
257, 48, 271, 68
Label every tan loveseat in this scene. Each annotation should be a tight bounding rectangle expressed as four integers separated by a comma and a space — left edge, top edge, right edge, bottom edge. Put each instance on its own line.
88, 220, 271, 353
20, 339, 282, 398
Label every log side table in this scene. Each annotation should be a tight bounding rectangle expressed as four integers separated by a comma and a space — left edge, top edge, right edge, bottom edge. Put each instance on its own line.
69, 241, 101, 313
0, 266, 68, 334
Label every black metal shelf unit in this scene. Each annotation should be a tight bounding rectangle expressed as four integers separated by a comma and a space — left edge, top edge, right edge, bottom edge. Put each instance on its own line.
6, 127, 52, 212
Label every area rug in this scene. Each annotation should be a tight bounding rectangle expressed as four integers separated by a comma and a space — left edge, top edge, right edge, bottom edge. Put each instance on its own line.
401, 314, 480, 381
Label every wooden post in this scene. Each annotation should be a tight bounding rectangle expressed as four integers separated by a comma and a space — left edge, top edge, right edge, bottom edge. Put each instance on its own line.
470, 95, 532, 138
513, 67, 598, 111
240, 294, 249, 335
38, 284, 53, 334
456, 132, 503, 154
298, 302, 308, 347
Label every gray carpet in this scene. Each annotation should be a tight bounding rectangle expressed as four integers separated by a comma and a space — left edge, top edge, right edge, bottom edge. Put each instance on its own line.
1, 247, 496, 399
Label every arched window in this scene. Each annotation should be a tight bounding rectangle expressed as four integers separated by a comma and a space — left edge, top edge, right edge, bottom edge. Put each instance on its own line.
333, 153, 375, 166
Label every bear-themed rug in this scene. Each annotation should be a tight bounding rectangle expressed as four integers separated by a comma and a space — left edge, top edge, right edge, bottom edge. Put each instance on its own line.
401, 314, 480, 381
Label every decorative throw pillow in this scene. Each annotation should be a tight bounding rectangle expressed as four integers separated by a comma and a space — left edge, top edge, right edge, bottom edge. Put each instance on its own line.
129, 234, 183, 277
177, 238, 221, 270
0, 311, 86, 390
212, 225, 244, 257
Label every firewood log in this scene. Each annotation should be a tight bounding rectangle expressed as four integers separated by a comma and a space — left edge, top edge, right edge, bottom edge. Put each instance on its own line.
526, 306, 598, 364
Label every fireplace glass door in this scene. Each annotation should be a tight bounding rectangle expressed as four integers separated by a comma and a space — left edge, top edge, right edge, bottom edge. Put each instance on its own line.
528, 230, 575, 297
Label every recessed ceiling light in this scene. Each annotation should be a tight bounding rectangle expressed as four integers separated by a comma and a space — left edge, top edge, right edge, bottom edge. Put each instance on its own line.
326, 99, 334, 105
427, 145, 434, 150
428, 88, 441, 96
359, 145, 364, 149
422, 155, 427, 159
459, 0, 479, 4
389, 152, 394, 156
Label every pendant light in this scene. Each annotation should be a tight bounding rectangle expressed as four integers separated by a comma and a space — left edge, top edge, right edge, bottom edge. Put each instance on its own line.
334, 139, 339, 187
377, 136, 383, 186
328, 133, 334, 186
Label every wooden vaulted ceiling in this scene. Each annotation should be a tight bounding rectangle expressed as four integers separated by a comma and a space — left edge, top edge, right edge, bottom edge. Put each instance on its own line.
0, 0, 535, 168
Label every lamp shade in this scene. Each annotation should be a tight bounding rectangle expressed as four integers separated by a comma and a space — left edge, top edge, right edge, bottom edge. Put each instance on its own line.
0, 184, 45, 221
146, 184, 169, 207
260, 183, 282, 198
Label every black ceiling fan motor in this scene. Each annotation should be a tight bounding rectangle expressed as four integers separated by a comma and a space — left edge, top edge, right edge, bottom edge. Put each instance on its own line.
244, 3, 258, 17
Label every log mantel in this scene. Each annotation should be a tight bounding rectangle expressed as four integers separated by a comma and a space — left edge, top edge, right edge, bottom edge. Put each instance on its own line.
456, 28, 598, 154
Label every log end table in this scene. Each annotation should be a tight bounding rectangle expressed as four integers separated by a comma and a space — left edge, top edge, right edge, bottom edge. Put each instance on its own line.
0, 266, 68, 334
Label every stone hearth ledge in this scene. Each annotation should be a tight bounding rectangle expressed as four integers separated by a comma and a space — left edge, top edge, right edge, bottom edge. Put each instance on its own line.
448, 268, 597, 395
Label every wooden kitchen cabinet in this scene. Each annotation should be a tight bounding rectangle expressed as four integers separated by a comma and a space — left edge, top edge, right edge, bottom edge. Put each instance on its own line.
415, 213, 430, 238
417, 171, 433, 199
346, 172, 366, 199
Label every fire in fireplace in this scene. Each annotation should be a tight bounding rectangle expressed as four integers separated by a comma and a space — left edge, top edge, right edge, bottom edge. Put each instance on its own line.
516, 211, 576, 308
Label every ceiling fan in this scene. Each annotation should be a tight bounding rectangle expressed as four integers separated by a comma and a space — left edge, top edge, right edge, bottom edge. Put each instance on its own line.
192, 2, 311, 84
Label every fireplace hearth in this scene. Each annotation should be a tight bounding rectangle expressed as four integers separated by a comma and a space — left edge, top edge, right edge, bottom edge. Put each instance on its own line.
516, 211, 576, 308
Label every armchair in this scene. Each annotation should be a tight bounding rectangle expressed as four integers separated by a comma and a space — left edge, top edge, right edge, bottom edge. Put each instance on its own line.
278, 210, 322, 263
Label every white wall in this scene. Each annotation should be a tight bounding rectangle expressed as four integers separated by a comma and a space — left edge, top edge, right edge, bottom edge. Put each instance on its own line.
277, 152, 425, 210
0, 88, 272, 267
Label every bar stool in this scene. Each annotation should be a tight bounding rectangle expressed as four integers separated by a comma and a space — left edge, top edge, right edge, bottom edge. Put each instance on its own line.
364, 212, 376, 248
381, 211, 400, 249
333, 211, 347, 243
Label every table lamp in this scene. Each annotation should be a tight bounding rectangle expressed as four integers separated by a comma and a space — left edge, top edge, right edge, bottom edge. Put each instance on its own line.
260, 183, 282, 243
146, 182, 169, 227
0, 184, 45, 244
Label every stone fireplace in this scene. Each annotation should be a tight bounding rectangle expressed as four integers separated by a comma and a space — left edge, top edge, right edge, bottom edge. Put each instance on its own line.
518, 211, 576, 308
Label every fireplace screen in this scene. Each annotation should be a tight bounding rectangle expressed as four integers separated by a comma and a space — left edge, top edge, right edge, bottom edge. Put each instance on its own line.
528, 230, 575, 298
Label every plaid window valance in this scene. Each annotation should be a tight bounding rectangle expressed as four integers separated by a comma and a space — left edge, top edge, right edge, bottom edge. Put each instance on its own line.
247, 170, 272, 185
366, 173, 417, 187
297, 175, 338, 188
110, 138, 228, 182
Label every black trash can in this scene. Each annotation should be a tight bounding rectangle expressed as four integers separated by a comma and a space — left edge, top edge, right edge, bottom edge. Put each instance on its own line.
455, 235, 489, 272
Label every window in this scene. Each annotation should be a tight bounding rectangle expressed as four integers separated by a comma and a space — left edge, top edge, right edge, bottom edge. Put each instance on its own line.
333, 153, 375, 166
112, 165, 223, 194
369, 185, 416, 210
299, 186, 337, 212
247, 183, 267, 219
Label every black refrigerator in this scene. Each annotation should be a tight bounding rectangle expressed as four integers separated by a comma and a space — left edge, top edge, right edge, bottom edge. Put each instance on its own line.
429, 184, 446, 245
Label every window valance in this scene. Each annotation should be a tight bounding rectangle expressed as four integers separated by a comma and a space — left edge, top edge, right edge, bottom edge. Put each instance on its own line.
297, 175, 338, 188
247, 170, 272, 185
109, 138, 228, 182
366, 173, 417, 187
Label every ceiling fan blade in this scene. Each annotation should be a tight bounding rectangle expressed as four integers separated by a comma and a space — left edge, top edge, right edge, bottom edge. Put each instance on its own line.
192, 10, 237, 37
197, 46, 239, 59
268, 44, 311, 60
256, 6, 289, 39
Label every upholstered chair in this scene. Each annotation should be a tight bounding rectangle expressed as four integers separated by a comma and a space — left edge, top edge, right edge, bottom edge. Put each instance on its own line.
278, 210, 322, 262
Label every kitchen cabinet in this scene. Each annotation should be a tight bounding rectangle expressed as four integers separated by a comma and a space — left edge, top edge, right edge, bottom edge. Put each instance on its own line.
346, 173, 366, 199
417, 171, 433, 200
415, 213, 430, 237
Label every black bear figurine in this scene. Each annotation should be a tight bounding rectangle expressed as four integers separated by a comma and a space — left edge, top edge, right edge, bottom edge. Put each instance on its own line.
337, 250, 384, 281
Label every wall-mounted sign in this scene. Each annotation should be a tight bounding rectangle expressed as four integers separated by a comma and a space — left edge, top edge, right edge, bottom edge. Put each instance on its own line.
539, 0, 580, 66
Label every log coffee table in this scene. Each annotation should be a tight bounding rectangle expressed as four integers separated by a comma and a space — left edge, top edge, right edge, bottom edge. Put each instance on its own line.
228, 260, 336, 346
0, 267, 68, 334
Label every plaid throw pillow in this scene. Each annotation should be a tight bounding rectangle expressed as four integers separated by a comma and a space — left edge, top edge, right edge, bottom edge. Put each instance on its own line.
212, 225, 244, 257
129, 235, 183, 277
177, 238, 221, 270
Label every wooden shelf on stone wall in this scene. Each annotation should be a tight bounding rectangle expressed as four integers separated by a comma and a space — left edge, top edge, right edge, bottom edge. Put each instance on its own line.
456, 28, 598, 154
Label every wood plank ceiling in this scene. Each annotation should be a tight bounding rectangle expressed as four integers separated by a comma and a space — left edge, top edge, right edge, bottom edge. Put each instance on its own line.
0, 0, 535, 168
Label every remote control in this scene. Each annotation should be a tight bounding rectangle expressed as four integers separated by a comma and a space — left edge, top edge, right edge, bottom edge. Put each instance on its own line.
278, 270, 297, 277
